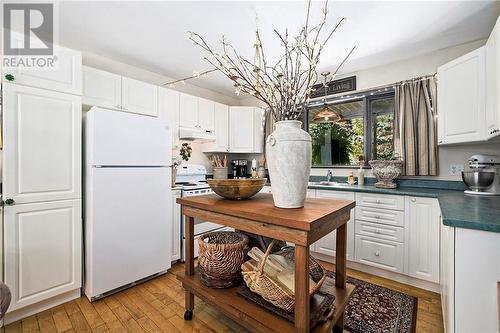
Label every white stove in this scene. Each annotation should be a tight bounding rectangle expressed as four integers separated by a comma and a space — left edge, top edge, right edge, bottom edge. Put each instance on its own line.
175, 164, 230, 261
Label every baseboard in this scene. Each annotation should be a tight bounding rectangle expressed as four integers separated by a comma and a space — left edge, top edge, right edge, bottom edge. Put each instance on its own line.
312, 252, 440, 293
3, 289, 81, 325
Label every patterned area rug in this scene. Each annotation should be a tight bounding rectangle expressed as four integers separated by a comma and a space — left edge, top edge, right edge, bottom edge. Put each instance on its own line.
343, 276, 417, 333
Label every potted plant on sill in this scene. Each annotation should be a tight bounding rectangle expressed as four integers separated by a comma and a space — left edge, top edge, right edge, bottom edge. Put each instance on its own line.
188, 1, 354, 208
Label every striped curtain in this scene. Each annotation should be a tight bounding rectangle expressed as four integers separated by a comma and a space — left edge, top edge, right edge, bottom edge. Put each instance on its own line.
394, 77, 438, 176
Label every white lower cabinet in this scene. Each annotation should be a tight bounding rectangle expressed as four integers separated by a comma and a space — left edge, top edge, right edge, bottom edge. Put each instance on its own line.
354, 235, 404, 273
171, 189, 182, 262
312, 190, 355, 260
440, 222, 455, 333
4, 200, 82, 312
407, 197, 440, 283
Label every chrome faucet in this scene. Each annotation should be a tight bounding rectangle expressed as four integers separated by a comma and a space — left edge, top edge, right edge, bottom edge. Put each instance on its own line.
326, 170, 333, 182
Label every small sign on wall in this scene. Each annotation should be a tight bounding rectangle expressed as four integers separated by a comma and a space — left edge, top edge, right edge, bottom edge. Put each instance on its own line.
310, 76, 357, 99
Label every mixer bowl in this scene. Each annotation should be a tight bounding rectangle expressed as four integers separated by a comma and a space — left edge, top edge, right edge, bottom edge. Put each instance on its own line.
461, 171, 495, 191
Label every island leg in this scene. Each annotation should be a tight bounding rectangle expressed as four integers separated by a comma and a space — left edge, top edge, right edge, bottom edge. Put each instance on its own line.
333, 223, 347, 332
184, 215, 195, 320
295, 244, 310, 333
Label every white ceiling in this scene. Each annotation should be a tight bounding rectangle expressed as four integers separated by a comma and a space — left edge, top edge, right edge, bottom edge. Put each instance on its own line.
58, 1, 500, 97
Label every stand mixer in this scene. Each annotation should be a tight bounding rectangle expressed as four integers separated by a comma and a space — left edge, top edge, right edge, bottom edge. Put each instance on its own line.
462, 154, 500, 195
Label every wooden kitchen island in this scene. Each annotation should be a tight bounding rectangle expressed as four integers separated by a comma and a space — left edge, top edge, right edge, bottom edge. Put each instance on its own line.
176, 193, 356, 333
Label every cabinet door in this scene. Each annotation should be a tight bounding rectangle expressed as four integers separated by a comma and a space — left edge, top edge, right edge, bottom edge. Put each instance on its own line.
253, 108, 264, 153
407, 197, 440, 283
159, 87, 180, 149
313, 190, 355, 260
4, 200, 82, 312
82, 66, 121, 109
3, 83, 81, 204
172, 190, 182, 262
198, 98, 215, 131
437, 47, 486, 144
179, 93, 199, 128
486, 16, 500, 139
213, 103, 229, 152
440, 222, 455, 333
229, 107, 254, 153
121, 77, 158, 117
3, 43, 82, 95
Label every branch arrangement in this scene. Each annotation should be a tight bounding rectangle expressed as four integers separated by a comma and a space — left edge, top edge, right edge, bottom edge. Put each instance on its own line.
188, 0, 355, 122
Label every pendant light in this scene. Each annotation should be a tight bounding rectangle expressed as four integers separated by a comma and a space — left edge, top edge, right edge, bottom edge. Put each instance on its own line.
312, 72, 342, 123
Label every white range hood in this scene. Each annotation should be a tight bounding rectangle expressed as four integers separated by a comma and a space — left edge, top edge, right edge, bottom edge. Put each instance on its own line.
179, 126, 215, 142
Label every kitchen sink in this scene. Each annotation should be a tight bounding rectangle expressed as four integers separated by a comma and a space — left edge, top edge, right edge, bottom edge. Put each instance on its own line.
308, 181, 341, 186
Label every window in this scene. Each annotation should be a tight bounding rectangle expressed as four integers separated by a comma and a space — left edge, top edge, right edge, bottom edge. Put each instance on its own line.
306, 90, 395, 167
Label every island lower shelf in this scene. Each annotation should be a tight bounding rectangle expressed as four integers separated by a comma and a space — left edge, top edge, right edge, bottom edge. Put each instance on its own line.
176, 269, 355, 333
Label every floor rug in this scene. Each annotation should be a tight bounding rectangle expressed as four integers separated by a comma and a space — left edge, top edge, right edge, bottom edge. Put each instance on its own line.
342, 275, 418, 333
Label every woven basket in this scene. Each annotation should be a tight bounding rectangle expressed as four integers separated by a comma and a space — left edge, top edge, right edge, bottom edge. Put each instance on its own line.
241, 240, 327, 312
198, 231, 249, 288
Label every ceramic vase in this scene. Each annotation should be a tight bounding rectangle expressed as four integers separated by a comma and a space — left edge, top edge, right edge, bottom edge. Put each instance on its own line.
266, 120, 311, 208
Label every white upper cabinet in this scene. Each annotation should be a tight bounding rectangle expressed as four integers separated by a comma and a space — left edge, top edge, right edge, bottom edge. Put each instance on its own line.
438, 47, 486, 145
198, 98, 215, 131
3, 45, 82, 95
82, 66, 121, 109
229, 107, 255, 153
4, 199, 82, 312
121, 77, 158, 117
407, 196, 440, 283
2, 83, 82, 205
82, 67, 157, 117
213, 103, 230, 152
179, 93, 199, 128
158, 87, 180, 149
486, 15, 500, 138
253, 108, 264, 154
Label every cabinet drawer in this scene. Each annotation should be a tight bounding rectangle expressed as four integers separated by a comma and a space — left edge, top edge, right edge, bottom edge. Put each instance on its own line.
355, 235, 404, 273
356, 193, 404, 211
355, 206, 405, 226
355, 220, 404, 242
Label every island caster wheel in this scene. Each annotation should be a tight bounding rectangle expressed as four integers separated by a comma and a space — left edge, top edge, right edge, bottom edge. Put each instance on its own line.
184, 310, 193, 320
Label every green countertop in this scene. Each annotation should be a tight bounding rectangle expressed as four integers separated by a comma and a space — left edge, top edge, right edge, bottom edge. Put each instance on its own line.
296, 183, 500, 233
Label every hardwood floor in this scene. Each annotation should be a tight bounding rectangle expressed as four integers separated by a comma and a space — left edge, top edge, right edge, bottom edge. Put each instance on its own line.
3, 263, 444, 333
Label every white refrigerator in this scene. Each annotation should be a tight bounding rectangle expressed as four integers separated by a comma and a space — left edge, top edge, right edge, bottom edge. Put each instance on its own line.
84, 107, 172, 301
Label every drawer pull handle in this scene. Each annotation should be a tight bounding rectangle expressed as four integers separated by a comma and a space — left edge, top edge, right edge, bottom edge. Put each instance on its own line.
374, 251, 380, 257
375, 215, 380, 219
376, 200, 381, 204
374, 229, 380, 234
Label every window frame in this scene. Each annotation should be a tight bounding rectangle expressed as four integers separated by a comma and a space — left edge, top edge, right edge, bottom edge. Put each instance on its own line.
305, 88, 395, 169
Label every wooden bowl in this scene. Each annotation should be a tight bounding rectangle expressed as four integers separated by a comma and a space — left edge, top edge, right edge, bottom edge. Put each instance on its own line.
207, 178, 267, 200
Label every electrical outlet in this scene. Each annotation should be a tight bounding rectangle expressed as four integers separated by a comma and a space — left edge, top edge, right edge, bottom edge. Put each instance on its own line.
449, 164, 464, 176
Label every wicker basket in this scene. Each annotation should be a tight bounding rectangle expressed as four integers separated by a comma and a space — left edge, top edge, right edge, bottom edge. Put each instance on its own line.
198, 231, 249, 288
241, 240, 327, 312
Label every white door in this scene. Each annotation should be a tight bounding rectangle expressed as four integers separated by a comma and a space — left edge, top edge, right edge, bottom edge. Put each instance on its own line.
253, 108, 264, 154
121, 77, 158, 117
440, 222, 455, 333
2, 83, 81, 204
85, 167, 171, 298
437, 47, 486, 144
86, 108, 171, 166
4, 199, 82, 312
82, 66, 121, 110
213, 103, 229, 152
158, 87, 180, 149
198, 98, 215, 131
313, 190, 355, 260
3, 42, 82, 95
407, 197, 440, 283
179, 93, 199, 128
172, 189, 182, 262
229, 107, 254, 153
